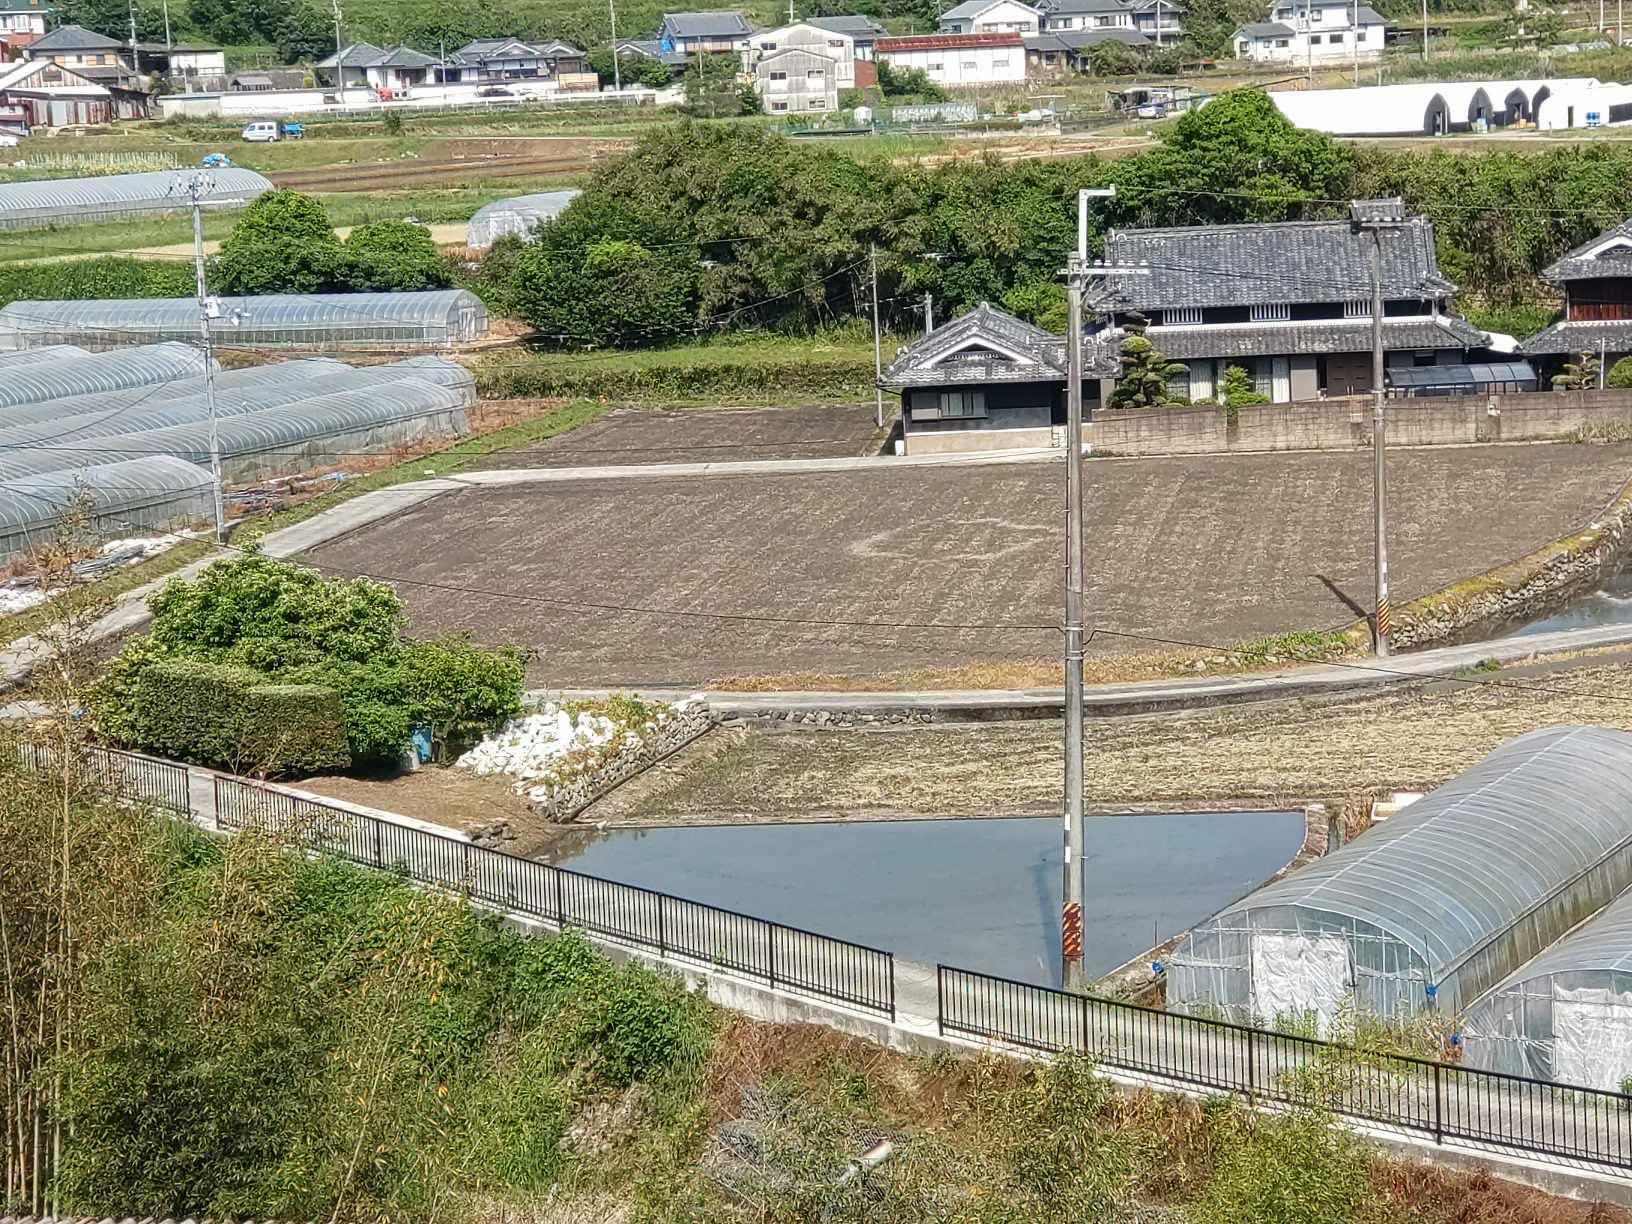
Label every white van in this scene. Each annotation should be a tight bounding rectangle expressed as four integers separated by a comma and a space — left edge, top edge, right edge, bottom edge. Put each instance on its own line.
241, 120, 280, 142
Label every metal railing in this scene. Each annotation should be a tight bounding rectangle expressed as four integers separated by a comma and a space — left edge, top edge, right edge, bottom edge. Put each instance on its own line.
937, 964, 1632, 1170
212, 775, 896, 1019
12, 740, 191, 816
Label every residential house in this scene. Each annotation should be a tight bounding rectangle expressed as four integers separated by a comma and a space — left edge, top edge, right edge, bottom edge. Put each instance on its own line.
1025, 27, 1148, 73
937, 0, 1041, 34
807, 14, 886, 59
314, 42, 383, 87
614, 37, 689, 75
314, 43, 438, 91
744, 21, 856, 101
1519, 218, 1632, 377
876, 32, 1026, 85
880, 301, 1118, 455
229, 69, 307, 91
1037, 0, 1135, 33
134, 42, 227, 87
0, 3, 48, 53
1086, 215, 1486, 403
0, 54, 114, 125
1232, 0, 1386, 64
21, 25, 146, 112
1128, 0, 1183, 42
440, 37, 588, 82
658, 11, 754, 54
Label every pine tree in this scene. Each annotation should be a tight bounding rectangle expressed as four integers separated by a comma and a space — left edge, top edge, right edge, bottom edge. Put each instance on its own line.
1109, 335, 1187, 410
1552, 351, 1601, 390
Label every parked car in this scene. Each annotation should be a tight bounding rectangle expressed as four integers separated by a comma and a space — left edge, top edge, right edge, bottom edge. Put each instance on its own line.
241, 120, 280, 142
478, 85, 515, 97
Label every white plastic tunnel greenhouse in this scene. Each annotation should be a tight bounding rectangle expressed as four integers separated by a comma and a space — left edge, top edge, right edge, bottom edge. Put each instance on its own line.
0, 457, 214, 562
0, 343, 209, 413
0, 291, 489, 351
0, 345, 89, 369
0, 168, 270, 231
466, 190, 581, 249
1166, 726, 1632, 1033
1461, 886, 1632, 1089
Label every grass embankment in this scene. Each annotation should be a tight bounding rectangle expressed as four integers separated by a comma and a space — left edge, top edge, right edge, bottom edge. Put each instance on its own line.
5, 762, 1619, 1222
0, 400, 607, 655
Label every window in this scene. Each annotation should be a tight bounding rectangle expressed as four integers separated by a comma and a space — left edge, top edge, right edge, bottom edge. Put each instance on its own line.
993, 56, 1008, 65
760, 40, 777, 49
1274, 38, 1289, 46
964, 59, 978, 67
1413, 351, 1436, 367
769, 70, 786, 80
807, 67, 825, 79
1096, 15, 1114, 24
940, 390, 987, 418
1163, 307, 1202, 326
1343, 299, 1370, 318
771, 100, 788, 110
1237, 40, 1249, 53
1307, 34, 1321, 43
1330, 31, 1344, 42
929, 60, 943, 70
829, 38, 845, 46
1250, 302, 1291, 322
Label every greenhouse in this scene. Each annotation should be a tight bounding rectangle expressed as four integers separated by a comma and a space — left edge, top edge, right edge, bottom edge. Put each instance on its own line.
466, 190, 581, 249
1461, 886, 1632, 1088
1166, 726, 1632, 1031
0, 291, 490, 350
0, 377, 471, 486
0, 345, 88, 369
0, 344, 208, 414
0, 456, 214, 562
0, 168, 271, 231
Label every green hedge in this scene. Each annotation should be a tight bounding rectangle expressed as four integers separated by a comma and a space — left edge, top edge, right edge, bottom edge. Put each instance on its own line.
475, 357, 876, 403
0, 257, 195, 309
127, 658, 351, 776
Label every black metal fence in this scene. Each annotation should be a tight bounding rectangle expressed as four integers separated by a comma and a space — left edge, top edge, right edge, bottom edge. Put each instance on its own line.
213, 775, 896, 1020
937, 963, 1632, 1170
12, 740, 191, 816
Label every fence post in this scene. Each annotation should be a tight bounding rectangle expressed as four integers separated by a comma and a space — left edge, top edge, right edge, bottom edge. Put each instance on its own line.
372, 818, 382, 866
553, 867, 564, 928
937, 966, 945, 1038
888, 956, 896, 1024
462, 840, 472, 892
657, 895, 667, 957
1246, 1026, 1256, 1104
768, 922, 778, 991
1433, 1062, 1444, 1144
1082, 993, 1090, 1054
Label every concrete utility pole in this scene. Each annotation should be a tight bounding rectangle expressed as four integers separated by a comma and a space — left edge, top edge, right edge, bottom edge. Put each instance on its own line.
1352, 0, 1360, 84
127, 0, 139, 78
1352, 197, 1406, 658
609, 0, 622, 91
1061, 185, 1147, 990
1421, 0, 1429, 60
180, 171, 226, 544
923, 290, 933, 333
871, 243, 884, 429
331, 0, 345, 91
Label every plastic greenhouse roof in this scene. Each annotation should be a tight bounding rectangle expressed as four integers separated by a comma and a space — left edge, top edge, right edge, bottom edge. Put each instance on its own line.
1201, 726, 1632, 975
0, 168, 270, 228
1479, 886, 1632, 991
0, 345, 89, 369
467, 190, 581, 245
0, 290, 485, 336
0, 343, 208, 412
0, 456, 212, 536
0, 378, 469, 482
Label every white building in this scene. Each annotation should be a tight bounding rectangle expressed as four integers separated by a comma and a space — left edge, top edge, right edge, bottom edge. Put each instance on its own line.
744, 21, 856, 89
1038, 0, 1136, 32
876, 32, 1026, 85
936, 0, 1041, 35
1270, 78, 1607, 134
1233, 1, 1385, 64
754, 48, 839, 112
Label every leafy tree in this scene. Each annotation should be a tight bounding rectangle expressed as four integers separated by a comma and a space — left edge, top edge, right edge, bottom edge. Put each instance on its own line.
737, 82, 763, 115
1109, 334, 1186, 409
586, 48, 674, 89
211, 189, 344, 296
275, 2, 335, 63
1607, 356, 1632, 388
513, 236, 697, 348
1179, 0, 1269, 56
681, 51, 744, 117
1220, 364, 1270, 408
877, 59, 947, 102
1553, 351, 1602, 390
1086, 40, 1139, 77
1501, 0, 1562, 46
1001, 280, 1068, 332
342, 219, 452, 292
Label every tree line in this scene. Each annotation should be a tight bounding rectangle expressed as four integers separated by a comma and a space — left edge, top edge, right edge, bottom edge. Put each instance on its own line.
486, 90, 1627, 349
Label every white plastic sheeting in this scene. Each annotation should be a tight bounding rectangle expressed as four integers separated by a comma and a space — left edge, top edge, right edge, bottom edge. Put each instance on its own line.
466, 189, 581, 249
0, 456, 214, 561
1167, 726, 1632, 1026
0, 291, 489, 350
1248, 933, 1351, 1037
0, 168, 270, 231
0, 345, 89, 369
1270, 78, 1601, 135
1463, 883, 1632, 1085
0, 343, 208, 413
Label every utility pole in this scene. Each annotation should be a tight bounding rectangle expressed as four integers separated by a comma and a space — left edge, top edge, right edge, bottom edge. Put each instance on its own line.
923, 290, 933, 333
1352, 198, 1405, 658
1305, 0, 1312, 82
162, 0, 172, 49
181, 171, 226, 544
1061, 186, 1147, 990
1352, 0, 1359, 84
609, 0, 622, 91
870, 243, 884, 429
1421, 0, 1428, 60
127, 0, 139, 80
332, 0, 345, 94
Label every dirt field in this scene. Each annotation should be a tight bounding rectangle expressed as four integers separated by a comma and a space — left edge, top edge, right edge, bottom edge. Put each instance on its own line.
469, 404, 888, 469
266, 137, 624, 192
301, 441, 1632, 686
617, 652, 1632, 821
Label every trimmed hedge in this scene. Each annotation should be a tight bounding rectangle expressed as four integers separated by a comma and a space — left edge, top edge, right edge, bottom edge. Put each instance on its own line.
475, 356, 876, 403
0, 257, 195, 309
127, 657, 350, 776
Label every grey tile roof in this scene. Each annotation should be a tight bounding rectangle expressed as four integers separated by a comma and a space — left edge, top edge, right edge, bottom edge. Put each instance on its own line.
1353, 4, 1386, 22
314, 41, 383, 67
882, 301, 1116, 386
662, 10, 753, 37
807, 14, 885, 37
1540, 219, 1632, 283
372, 45, 438, 67
1516, 318, 1632, 355
1027, 27, 1150, 48
29, 23, 121, 51
618, 37, 690, 64
1091, 217, 1454, 312
1132, 316, 1486, 360
1041, 0, 1133, 14
1235, 20, 1294, 36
